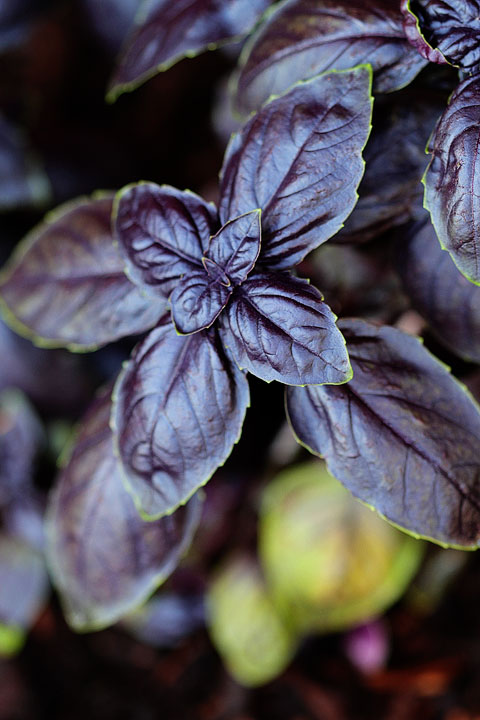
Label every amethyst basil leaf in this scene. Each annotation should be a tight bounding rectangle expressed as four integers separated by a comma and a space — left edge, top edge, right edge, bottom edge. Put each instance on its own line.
46, 388, 202, 631
108, 0, 271, 101
219, 273, 351, 385
0, 194, 166, 350
220, 66, 373, 270
233, 0, 427, 117
401, 0, 480, 70
114, 183, 218, 300
112, 315, 250, 519
400, 0, 449, 64
398, 216, 480, 364
207, 210, 261, 285
286, 319, 480, 548
171, 270, 231, 335
424, 74, 480, 285
170, 210, 262, 334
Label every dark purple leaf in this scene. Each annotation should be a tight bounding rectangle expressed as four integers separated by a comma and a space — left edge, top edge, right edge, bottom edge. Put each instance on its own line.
114, 182, 218, 299
0, 536, 48, 633
220, 67, 373, 270
286, 319, 480, 548
424, 74, 480, 285
337, 87, 445, 243
398, 216, 480, 364
402, 0, 480, 70
0, 195, 165, 350
108, 0, 271, 100
233, 0, 428, 117
170, 269, 231, 334
208, 210, 262, 285
219, 273, 351, 386
0, 390, 42, 509
400, 0, 449, 64
0, 114, 50, 212
46, 388, 202, 631
112, 316, 250, 519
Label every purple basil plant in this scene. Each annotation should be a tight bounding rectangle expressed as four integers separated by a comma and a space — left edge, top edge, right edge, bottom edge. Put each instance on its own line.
2, 0, 480, 632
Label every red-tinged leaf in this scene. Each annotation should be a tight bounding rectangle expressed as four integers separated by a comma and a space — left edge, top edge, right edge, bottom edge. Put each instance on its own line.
233, 0, 427, 117
0, 194, 165, 350
401, 0, 480, 70
400, 0, 449, 64
112, 316, 250, 519
108, 0, 271, 100
46, 388, 202, 631
219, 273, 352, 386
424, 74, 480, 285
286, 319, 480, 548
220, 67, 373, 270
114, 182, 219, 299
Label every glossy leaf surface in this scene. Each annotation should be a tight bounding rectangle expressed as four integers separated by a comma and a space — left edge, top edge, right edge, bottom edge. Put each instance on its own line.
0, 194, 165, 350
114, 183, 218, 299
401, 0, 449, 64
402, 0, 480, 70
234, 0, 427, 116
113, 316, 250, 519
171, 210, 262, 334
219, 273, 351, 386
170, 269, 231, 334
207, 210, 262, 285
46, 389, 202, 631
220, 67, 373, 270
398, 217, 480, 363
424, 75, 480, 285
108, 0, 271, 100
207, 555, 296, 687
260, 463, 423, 632
286, 319, 480, 548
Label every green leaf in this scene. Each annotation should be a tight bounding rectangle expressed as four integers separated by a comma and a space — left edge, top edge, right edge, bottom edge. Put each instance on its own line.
259, 462, 423, 633
207, 555, 296, 687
